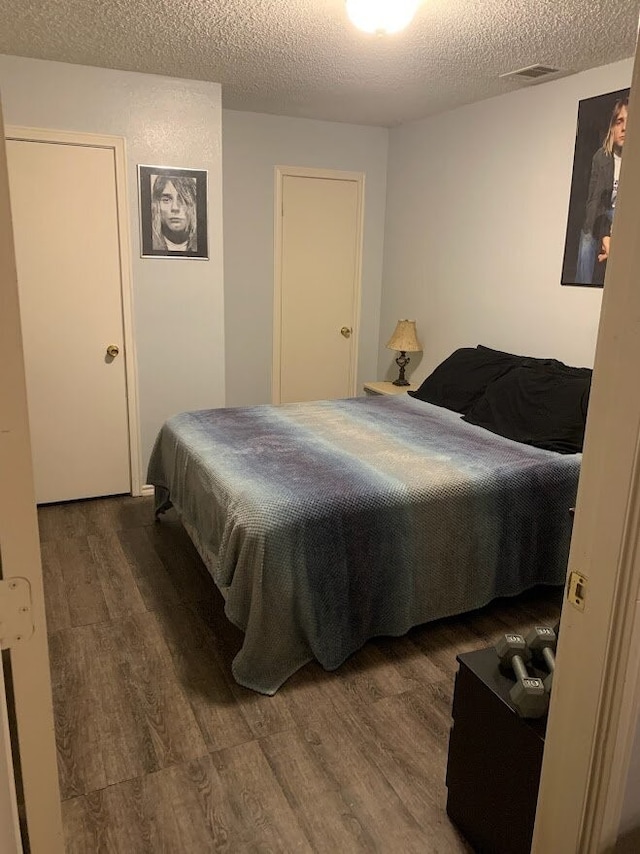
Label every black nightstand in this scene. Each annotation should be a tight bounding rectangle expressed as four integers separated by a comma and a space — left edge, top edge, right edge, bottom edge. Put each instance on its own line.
446, 647, 547, 854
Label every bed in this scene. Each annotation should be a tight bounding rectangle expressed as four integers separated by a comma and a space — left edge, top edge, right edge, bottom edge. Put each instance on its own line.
147, 354, 584, 694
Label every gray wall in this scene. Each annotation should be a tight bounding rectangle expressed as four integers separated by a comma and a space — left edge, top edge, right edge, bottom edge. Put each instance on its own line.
222, 108, 388, 406
380, 58, 634, 383
0, 55, 225, 482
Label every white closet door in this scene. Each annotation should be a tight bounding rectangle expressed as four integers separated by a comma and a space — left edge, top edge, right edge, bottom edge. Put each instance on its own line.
7, 139, 130, 503
278, 174, 361, 403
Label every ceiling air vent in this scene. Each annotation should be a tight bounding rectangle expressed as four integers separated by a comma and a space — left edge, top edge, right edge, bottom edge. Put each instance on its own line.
500, 64, 559, 81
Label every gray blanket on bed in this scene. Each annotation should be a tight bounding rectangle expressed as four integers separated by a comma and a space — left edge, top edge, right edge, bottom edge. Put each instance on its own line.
147, 395, 580, 694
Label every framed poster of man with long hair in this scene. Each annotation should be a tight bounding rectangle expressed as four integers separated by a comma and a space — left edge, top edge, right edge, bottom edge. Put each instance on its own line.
138, 165, 208, 259
561, 88, 629, 287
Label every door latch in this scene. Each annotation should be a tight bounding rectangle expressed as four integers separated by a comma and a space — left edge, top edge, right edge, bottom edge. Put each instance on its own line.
0, 578, 34, 649
567, 570, 587, 612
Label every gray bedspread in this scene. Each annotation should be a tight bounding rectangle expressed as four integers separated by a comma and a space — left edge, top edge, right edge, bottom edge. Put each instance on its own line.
147, 395, 580, 694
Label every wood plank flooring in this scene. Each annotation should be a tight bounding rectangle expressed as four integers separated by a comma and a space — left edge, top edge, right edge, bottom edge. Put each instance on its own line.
38, 495, 562, 853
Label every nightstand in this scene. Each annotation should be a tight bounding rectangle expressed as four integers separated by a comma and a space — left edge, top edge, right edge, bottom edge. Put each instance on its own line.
446, 648, 547, 854
363, 381, 418, 396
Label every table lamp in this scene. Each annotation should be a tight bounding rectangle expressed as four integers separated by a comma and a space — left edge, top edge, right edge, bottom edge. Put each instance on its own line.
386, 319, 422, 386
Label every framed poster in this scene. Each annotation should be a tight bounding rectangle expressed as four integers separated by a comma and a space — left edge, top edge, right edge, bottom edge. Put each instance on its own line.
561, 88, 629, 287
138, 165, 208, 259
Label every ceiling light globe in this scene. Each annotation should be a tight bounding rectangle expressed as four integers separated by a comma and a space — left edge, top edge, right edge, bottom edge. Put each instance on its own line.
346, 0, 420, 34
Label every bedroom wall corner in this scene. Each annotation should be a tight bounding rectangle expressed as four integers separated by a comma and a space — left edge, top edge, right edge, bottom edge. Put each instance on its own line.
380, 57, 635, 383
0, 54, 225, 483
221, 108, 388, 407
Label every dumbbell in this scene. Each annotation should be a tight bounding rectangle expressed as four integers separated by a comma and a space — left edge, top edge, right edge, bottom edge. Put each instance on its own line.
495, 633, 549, 719
526, 626, 557, 694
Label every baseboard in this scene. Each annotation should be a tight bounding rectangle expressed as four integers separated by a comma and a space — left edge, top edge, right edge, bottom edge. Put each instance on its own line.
140, 484, 155, 497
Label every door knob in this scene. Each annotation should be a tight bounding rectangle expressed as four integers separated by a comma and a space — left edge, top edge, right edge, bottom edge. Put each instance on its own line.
106, 344, 120, 358
340, 327, 352, 338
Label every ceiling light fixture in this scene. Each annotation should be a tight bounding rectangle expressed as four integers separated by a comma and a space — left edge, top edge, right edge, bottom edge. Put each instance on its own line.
346, 0, 420, 34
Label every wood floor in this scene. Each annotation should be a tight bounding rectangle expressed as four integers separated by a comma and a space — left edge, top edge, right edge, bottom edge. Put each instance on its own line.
38, 495, 562, 853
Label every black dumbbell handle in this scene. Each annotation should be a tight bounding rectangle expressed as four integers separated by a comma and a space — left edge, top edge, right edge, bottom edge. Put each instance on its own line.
542, 646, 555, 672
511, 655, 529, 683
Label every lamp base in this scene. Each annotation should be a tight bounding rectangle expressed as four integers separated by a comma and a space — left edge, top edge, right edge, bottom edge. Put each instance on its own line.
393, 351, 411, 386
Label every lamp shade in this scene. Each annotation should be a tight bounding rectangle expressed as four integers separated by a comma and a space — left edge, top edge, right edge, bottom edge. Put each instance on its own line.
386, 319, 422, 352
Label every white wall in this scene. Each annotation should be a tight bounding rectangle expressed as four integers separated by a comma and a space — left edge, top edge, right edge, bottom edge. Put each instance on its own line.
222, 109, 388, 406
0, 55, 225, 481
380, 59, 634, 383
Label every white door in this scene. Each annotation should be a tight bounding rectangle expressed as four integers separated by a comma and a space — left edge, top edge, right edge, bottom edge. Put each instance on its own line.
275, 169, 363, 404
0, 102, 64, 853
7, 139, 131, 503
532, 43, 640, 853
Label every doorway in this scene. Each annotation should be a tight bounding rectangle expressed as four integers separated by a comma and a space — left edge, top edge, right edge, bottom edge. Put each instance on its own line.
6, 128, 140, 503
273, 166, 364, 404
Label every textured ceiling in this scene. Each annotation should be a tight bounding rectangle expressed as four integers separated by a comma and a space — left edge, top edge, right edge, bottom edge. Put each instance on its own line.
0, 0, 638, 126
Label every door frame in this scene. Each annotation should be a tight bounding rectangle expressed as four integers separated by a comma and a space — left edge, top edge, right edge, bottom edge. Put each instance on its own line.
0, 104, 64, 853
5, 126, 142, 496
272, 165, 365, 404
0, 663, 22, 854
532, 42, 640, 852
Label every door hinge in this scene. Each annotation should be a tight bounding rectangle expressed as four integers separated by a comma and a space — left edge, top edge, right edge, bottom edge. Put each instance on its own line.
0, 578, 34, 649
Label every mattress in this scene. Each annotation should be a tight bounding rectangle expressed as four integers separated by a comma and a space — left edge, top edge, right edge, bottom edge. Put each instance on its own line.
147, 394, 580, 694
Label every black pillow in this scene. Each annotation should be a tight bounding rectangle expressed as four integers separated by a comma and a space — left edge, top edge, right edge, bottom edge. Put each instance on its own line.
476, 344, 565, 372
462, 363, 592, 453
408, 347, 521, 413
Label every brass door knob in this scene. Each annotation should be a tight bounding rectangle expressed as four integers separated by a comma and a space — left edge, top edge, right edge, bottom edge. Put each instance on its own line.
106, 344, 120, 358
340, 327, 352, 338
